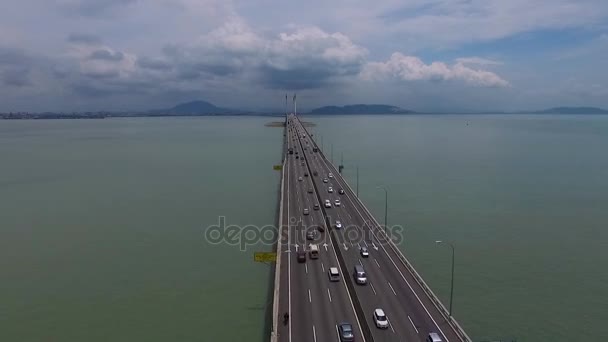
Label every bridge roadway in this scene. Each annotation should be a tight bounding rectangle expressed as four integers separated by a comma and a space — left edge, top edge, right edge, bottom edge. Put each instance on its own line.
277, 114, 467, 342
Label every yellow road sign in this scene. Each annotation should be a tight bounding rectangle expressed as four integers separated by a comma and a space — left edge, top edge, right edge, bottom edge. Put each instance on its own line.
254, 252, 277, 262
273, 165, 282, 170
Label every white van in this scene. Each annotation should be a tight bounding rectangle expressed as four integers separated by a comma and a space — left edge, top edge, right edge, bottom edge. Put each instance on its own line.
309, 244, 319, 259
328, 267, 340, 282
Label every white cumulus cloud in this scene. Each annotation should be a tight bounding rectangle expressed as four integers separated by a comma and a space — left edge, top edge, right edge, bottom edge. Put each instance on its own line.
361, 52, 509, 87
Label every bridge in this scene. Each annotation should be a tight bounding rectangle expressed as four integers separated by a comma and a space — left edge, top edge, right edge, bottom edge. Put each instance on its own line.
270, 113, 471, 342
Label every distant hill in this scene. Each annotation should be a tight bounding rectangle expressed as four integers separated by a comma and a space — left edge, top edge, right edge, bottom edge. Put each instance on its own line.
532, 107, 608, 114
309, 104, 415, 115
156, 100, 230, 115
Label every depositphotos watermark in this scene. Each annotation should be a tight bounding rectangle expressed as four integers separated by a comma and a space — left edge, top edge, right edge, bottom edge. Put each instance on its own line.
204, 216, 405, 251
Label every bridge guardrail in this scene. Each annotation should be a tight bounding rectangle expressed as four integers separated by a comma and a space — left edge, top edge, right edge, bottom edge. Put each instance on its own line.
299, 118, 471, 342
270, 132, 287, 342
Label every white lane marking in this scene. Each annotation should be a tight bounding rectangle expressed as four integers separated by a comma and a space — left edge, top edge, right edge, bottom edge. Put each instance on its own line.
408, 315, 419, 334
326, 212, 367, 342
308, 289, 311, 303
305, 263, 308, 274
286, 146, 292, 342
327, 288, 332, 302
375, 258, 381, 268
321, 262, 325, 273
335, 325, 341, 342
389, 317, 395, 333
358, 258, 363, 266
363, 240, 369, 248
370, 282, 377, 295
388, 281, 397, 296
313, 325, 317, 342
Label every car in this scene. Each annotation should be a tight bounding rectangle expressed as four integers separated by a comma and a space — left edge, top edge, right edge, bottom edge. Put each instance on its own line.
306, 230, 317, 240
328, 267, 340, 282
334, 199, 341, 206
297, 251, 306, 263
304, 172, 309, 177
313, 171, 318, 176
339, 189, 345, 194
308, 188, 313, 193
328, 173, 334, 178
328, 187, 334, 193
373, 309, 389, 329
353, 264, 367, 285
296, 155, 299, 159
426, 333, 443, 342
317, 226, 325, 232
301, 162, 305, 166
313, 203, 320, 210
338, 323, 355, 342
324, 200, 332, 208
303, 208, 309, 215
335, 220, 342, 229
360, 246, 369, 257
298, 177, 303, 181
323, 178, 329, 183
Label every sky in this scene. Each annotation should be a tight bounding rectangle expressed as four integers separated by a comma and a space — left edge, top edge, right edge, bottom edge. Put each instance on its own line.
1, 0, 607, 112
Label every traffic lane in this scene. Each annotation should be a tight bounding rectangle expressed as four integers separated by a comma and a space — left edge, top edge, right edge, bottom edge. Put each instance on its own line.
335, 207, 429, 341
292, 124, 342, 342
285, 141, 316, 342
295, 124, 366, 342
295, 120, 445, 341
331, 221, 407, 342
309, 137, 460, 342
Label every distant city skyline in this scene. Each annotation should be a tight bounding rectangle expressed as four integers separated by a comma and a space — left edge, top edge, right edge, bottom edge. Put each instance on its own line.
1, 0, 607, 112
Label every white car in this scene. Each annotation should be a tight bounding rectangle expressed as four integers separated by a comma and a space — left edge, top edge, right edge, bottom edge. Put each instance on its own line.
335, 220, 342, 229
360, 246, 369, 257
323, 178, 329, 183
324, 200, 332, 208
328, 187, 334, 193
328, 173, 334, 178
334, 199, 341, 206
373, 309, 389, 329
298, 177, 303, 181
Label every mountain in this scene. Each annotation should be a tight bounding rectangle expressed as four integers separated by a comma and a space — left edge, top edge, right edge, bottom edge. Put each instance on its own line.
158, 100, 230, 115
309, 104, 415, 115
532, 107, 608, 114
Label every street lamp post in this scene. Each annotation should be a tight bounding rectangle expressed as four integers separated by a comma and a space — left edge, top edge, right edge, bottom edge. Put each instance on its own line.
376, 186, 388, 232
435, 240, 455, 318
356, 165, 359, 197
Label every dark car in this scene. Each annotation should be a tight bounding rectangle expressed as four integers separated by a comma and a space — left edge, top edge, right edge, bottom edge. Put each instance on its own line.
297, 251, 306, 263
313, 203, 320, 210
339, 189, 345, 195
313, 171, 318, 176
338, 323, 355, 342
308, 188, 314, 194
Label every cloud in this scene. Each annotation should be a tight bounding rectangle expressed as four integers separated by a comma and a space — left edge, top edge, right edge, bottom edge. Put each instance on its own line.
162, 21, 368, 89
455, 57, 503, 66
377, 0, 608, 49
361, 52, 509, 87
67, 33, 102, 45
60, 0, 137, 17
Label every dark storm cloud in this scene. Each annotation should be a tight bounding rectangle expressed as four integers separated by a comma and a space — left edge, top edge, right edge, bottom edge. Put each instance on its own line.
88, 49, 124, 61
258, 66, 336, 90
137, 57, 172, 71
67, 33, 102, 45
1, 68, 31, 87
0, 47, 31, 65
